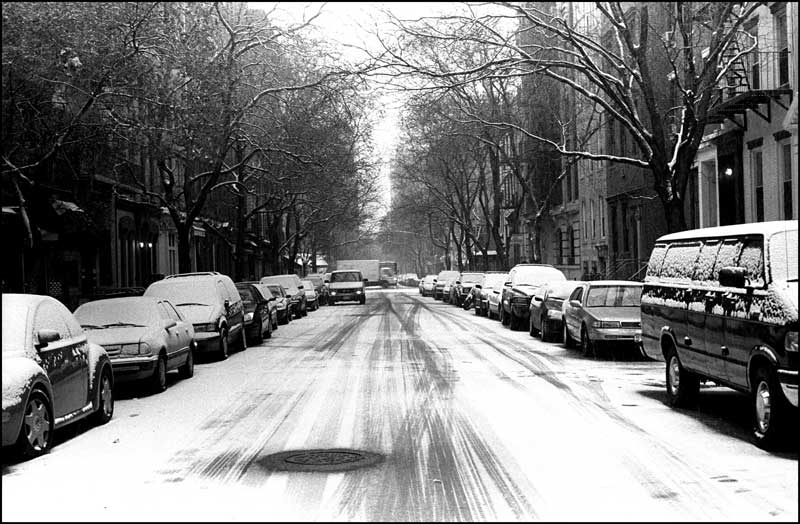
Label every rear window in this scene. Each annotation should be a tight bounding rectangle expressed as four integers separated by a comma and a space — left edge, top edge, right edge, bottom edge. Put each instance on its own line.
237, 286, 255, 304
585, 285, 642, 307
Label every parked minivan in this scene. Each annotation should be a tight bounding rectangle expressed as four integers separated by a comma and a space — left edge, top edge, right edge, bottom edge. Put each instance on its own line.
640, 220, 798, 449
144, 272, 245, 360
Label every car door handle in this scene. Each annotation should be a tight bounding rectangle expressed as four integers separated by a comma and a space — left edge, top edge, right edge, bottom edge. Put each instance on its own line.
684, 336, 692, 346
721, 345, 729, 356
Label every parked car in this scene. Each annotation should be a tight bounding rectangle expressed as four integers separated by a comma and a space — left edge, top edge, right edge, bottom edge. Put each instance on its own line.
74, 296, 195, 392
327, 270, 367, 305
562, 280, 643, 358
261, 274, 307, 317
529, 280, 582, 341
301, 279, 319, 311
264, 284, 293, 324
441, 275, 459, 304
640, 220, 798, 449
419, 274, 437, 296
305, 274, 329, 306
2, 294, 115, 459
478, 272, 510, 318
236, 282, 275, 344
144, 272, 245, 361
500, 264, 567, 330
433, 270, 460, 300
451, 272, 485, 307
400, 273, 420, 287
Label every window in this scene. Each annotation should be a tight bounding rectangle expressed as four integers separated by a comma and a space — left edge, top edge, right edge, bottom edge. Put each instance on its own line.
582, 200, 587, 237
571, 223, 580, 264
712, 239, 743, 283
590, 199, 596, 238
566, 226, 574, 264
610, 204, 618, 252
781, 143, 792, 219
661, 242, 701, 281
692, 239, 721, 282
621, 202, 629, 252
556, 229, 564, 265
168, 232, 177, 275
33, 301, 71, 342
752, 150, 764, 222
774, 5, 788, 86
737, 237, 765, 287
600, 197, 606, 237
645, 244, 668, 278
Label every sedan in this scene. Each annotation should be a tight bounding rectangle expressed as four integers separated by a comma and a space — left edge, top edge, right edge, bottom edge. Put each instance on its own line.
481, 272, 510, 319
236, 282, 276, 344
562, 280, 643, 357
419, 274, 437, 296
451, 272, 484, 307
74, 296, 195, 392
264, 284, 293, 324
2, 294, 115, 459
301, 279, 319, 311
529, 280, 582, 341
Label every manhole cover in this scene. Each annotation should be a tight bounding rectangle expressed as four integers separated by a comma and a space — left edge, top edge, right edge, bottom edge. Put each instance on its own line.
257, 449, 384, 472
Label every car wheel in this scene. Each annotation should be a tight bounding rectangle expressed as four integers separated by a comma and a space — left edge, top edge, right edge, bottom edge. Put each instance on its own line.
272, 314, 279, 331
360, 296, 366, 305
509, 312, 522, 330
665, 344, 699, 408
529, 315, 537, 337
541, 317, 550, 342
563, 321, 575, 348
237, 330, 247, 352
301, 304, 308, 317
218, 329, 229, 360
264, 315, 273, 339
752, 365, 789, 449
17, 390, 53, 459
253, 319, 264, 345
150, 353, 167, 393
500, 306, 509, 326
93, 367, 114, 424
179, 342, 195, 379
581, 325, 595, 358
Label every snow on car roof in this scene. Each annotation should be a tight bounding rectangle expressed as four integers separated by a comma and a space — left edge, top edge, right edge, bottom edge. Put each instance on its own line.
657, 220, 797, 242
585, 280, 643, 286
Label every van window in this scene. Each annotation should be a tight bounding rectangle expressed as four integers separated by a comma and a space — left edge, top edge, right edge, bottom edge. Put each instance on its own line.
692, 239, 720, 282
767, 228, 798, 282
712, 239, 743, 284
737, 237, 765, 287
645, 244, 667, 278
661, 242, 701, 281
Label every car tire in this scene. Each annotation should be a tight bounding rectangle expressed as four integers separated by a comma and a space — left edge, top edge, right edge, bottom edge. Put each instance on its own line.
509, 312, 522, 330
301, 304, 308, 317
563, 321, 575, 348
500, 306, 509, 326
529, 316, 537, 337
360, 296, 366, 305
150, 353, 167, 393
253, 318, 264, 345
581, 325, 595, 358
264, 315, 273, 339
17, 390, 54, 459
218, 329, 229, 360
92, 367, 114, 425
665, 345, 699, 408
752, 365, 789, 450
179, 343, 195, 379
541, 317, 550, 342
237, 330, 247, 352
272, 315, 279, 331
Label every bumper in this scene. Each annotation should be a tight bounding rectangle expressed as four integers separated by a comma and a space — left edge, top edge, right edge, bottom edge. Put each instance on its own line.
194, 331, 222, 353
330, 291, 364, 302
110, 354, 159, 381
2, 403, 24, 447
778, 369, 798, 408
589, 327, 641, 343
511, 304, 530, 318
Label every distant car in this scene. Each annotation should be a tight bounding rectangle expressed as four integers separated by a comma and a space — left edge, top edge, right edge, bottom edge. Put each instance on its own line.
2, 294, 115, 459
562, 280, 643, 357
500, 264, 567, 330
236, 282, 276, 344
144, 272, 246, 360
419, 274, 437, 296
261, 274, 307, 317
301, 279, 319, 311
451, 272, 484, 307
74, 296, 196, 392
305, 274, 329, 306
433, 270, 459, 300
528, 280, 582, 342
478, 272, 509, 319
264, 284, 293, 324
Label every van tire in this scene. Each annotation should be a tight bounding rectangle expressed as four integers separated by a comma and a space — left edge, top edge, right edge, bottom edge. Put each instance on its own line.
752, 365, 788, 450
665, 345, 699, 408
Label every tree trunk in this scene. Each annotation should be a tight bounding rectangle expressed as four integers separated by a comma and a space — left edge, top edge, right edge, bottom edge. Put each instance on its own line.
234, 190, 247, 281
663, 196, 687, 234
177, 222, 192, 273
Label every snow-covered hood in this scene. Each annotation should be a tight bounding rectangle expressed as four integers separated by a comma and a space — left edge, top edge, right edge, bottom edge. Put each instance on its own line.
174, 304, 221, 324
84, 326, 148, 346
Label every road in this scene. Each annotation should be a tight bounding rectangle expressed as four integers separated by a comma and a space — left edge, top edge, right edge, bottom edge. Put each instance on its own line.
2, 288, 797, 521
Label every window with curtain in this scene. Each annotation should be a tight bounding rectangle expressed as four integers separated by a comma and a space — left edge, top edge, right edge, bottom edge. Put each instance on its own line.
782, 142, 793, 219
752, 150, 764, 222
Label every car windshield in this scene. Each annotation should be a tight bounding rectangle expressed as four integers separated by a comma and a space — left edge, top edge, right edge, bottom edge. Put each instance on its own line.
306, 276, 323, 287
512, 266, 566, 285
74, 299, 160, 328
331, 271, 361, 283
585, 285, 642, 307
266, 285, 284, 297
301, 281, 315, 291
145, 280, 218, 305
460, 273, 484, 284
768, 228, 798, 282
2, 301, 29, 351
236, 286, 256, 305
549, 281, 580, 300
262, 276, 298, 292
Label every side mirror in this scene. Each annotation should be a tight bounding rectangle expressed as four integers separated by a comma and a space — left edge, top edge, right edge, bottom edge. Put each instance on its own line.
164, 320, 177, 330
324, 280, 329, 284
474, 284, 482, 290
298, 284, 304, 290
569, 299, 582, 308
433, 279, 437, 283
719, 266, 747, 288
455, 280, 461, 285
35, 329, 61, 349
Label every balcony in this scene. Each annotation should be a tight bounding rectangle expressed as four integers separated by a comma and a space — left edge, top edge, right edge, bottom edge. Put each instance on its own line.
707, 51, 793, 126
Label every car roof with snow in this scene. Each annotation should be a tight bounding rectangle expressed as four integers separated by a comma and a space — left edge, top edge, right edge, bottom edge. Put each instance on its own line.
657, 220, 797, 242
584, 280, 643, 286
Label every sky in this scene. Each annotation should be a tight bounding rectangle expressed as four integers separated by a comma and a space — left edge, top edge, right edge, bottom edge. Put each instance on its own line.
248, 2, 452, 213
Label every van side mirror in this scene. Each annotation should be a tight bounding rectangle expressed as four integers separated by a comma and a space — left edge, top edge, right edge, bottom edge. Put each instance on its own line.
35, 329, 61, 349
455, 280, 461, 285
719, 266, 747, 288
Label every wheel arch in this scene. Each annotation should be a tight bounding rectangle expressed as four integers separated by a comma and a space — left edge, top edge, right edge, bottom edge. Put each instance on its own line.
748, 346, 779, 392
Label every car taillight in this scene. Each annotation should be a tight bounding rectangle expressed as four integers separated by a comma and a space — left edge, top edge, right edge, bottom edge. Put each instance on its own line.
194, 323, 217, 332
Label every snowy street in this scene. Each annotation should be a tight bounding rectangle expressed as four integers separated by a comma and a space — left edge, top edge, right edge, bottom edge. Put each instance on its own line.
2, 288, 797, 521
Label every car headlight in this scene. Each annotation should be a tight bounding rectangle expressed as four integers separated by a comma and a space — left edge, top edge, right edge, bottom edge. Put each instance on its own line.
244, 312, 254, 322
194, 322, 218, 332
785, 331, 798, 352
594, 321, 621, 329
137, 342, 151, 355
356, 290, 362, 294
331, 291, 337, 296
120, 343, 140, 356
547, 309, 562, 320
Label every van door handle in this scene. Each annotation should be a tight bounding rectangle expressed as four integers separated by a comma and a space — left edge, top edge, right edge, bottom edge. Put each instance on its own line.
684, 336, 692, 346
721, 345, 729, 356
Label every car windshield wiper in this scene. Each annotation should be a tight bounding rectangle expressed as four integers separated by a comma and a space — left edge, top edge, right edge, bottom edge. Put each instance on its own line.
175, 302, 209, 306
102, 322, 146, 328
81, 324, 105, 330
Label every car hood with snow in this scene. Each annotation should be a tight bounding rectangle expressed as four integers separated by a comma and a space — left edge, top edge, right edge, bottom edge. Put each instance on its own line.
174, 304, 221, 324
83, 326, 150, 346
